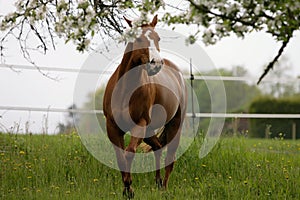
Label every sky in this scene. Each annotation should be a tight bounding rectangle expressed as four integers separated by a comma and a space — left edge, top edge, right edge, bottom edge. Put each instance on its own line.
0, 0, 299, 133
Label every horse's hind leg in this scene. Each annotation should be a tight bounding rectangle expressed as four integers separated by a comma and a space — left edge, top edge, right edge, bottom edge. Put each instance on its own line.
143, 132, 163, 188
162, 112, 183, 189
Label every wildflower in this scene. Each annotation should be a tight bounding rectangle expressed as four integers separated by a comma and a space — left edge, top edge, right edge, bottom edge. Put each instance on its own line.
27, 176, 32, 179
244, 180, 248, 185
19, 150, 25, 155
256, 164, 261, 168
201, 164, 207, 168
65, 191, 71, 194
93, 178, 99, 183
194, 177, 199, 180
228, 176, 232, 180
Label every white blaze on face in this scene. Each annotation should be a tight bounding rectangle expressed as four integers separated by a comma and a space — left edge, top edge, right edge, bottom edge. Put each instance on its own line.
145, 30, 162, 64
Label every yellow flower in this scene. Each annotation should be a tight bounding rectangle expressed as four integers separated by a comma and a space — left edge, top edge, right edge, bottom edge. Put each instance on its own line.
93, 178, 99, 183
19, 150, 25, 155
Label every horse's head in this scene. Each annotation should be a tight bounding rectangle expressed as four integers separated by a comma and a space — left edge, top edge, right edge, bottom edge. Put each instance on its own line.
124, 15, 163, 76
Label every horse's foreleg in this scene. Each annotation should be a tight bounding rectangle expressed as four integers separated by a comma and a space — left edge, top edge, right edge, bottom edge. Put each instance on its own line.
106, 122, 130, 197
123, 119, 147, 198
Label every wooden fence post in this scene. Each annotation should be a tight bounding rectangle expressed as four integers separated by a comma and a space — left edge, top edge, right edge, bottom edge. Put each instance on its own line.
292, 122, 296, 140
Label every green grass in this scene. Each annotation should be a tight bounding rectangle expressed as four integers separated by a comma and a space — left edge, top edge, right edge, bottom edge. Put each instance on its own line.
1, 132, 299, 199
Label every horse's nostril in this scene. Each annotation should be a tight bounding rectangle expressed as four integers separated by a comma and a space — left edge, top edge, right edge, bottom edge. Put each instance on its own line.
150, 59, 155, 64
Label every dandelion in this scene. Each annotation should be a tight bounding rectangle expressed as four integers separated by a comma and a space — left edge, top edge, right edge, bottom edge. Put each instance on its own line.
19, 150, 25, 155
194, 177, 199, 180
256, 164, 261, 168
0, 153, 4, 156
201, 164, 207, 168
244, 180, 248, 185
93, 178, 99, 183
228, 176, 232, 180
65, 190, 71, 194
27, 176, 32, 179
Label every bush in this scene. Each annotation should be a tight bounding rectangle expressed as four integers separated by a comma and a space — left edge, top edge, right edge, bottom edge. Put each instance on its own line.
249, 96, 300, 139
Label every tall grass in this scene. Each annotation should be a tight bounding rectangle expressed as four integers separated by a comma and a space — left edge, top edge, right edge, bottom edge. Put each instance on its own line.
1, 132, 299, 199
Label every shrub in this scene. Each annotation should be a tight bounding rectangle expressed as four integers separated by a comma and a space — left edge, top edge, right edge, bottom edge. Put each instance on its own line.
249, 96, 300, 139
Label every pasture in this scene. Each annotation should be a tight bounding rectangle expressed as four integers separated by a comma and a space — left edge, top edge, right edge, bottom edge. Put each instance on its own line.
0, 132, 299, 199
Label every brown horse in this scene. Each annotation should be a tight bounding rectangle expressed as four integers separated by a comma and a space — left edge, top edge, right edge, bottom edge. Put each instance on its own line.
103, 15, 187, 198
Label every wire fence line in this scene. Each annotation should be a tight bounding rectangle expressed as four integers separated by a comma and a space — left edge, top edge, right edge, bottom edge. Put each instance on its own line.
1, 63, 300, 83
1, 63, 300, 120
1, 106, 300, 119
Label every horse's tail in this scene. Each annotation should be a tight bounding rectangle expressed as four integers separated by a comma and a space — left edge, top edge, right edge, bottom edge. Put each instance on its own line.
139, 127, 165, 153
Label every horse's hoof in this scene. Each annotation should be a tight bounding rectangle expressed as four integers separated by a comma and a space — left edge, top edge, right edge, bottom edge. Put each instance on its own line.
156, 178, 163, 189
123, 187, 134, 199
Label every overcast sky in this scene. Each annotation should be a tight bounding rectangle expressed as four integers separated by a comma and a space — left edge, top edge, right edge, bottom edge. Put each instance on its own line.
0, 0, 299, 133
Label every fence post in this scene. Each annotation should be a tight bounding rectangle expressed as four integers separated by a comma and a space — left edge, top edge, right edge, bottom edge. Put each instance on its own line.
265, 124, 271, 139
292, 122, 296, 140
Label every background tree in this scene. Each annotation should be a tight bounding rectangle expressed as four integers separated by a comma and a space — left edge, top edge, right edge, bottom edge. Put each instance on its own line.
1, 0, 299, 82
259, 57, 298, 97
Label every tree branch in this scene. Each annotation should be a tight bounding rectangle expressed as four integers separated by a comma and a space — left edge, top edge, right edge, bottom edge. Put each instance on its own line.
257, 36, 291, 84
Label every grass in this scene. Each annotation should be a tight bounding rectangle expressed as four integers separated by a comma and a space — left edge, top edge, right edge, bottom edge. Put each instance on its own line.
0, 132, 300, 199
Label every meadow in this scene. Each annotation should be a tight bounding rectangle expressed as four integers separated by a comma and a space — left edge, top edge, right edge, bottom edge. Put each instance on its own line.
0, 132, 299, 200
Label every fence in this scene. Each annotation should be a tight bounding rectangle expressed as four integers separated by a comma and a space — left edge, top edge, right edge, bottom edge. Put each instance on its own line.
1, 63, 300, 138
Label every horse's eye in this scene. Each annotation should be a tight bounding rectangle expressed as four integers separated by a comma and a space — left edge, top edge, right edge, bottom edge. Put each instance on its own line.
158, 37, 161, 42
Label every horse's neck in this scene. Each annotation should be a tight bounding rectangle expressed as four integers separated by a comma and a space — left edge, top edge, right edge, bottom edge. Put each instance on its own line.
116, 43, 144, 98
118, 43, 133, 77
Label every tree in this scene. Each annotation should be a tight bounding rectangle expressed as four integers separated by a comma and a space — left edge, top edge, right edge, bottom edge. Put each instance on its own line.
56, 103, 78, 134
1, 0, 299, 82
260, 57, 298, 97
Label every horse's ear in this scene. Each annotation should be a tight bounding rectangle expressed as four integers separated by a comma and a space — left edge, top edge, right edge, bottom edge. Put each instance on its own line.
150, 15, 158, 27
123, 16, 132, 27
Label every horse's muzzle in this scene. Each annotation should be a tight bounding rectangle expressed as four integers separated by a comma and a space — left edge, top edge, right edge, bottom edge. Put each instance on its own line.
145, 60, 163, 76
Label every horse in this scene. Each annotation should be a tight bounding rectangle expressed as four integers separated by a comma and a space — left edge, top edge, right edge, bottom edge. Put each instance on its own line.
103, 15, 187, 198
